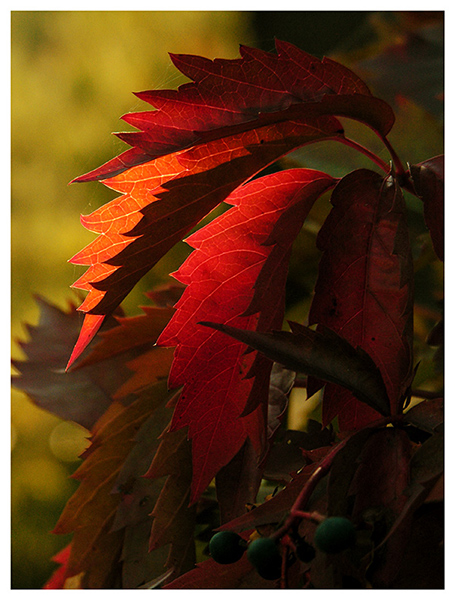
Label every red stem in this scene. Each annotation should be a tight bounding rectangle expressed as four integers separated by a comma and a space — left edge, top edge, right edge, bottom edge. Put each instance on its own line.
335, 136, 390, 173
334, 134, 415, 195
381, 135, 407, 178
280, 544, 289, 589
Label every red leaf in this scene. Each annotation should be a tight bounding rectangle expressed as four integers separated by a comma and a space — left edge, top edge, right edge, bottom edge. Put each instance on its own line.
308, 169, 414, 429
410, 155, 444, 261
75, 285, 182, 368
350, 428, 412, 587
68, 120, 339, 369
350, 428, 411, 518
157, 169, 334, 501
75, 40, 392, 181
67, 41, 393, 368
43, 544, 72, 589
215, 439, 264, 525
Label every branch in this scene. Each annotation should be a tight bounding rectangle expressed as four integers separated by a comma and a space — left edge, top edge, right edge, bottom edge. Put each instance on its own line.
411, 389, 443, 400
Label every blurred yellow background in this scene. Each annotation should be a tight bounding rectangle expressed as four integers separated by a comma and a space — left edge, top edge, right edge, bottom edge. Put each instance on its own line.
11, 11, 256, 588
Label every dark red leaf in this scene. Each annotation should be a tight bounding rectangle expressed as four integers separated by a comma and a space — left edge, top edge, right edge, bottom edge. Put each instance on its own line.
217, 460, 328, 534
52, 381, 175, 585
214, 364, 294, 523
215, 439, 264, 525
163, 552, 277, 589
349, 428, 412, 587
410, 155, 444, 260
308, 169, 414, 429
75, 39, 392, 182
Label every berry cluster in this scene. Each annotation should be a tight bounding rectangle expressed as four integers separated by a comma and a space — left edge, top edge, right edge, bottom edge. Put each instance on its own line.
208, 516, 356, 580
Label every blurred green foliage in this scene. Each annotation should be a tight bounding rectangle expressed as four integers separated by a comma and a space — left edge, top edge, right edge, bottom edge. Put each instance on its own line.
11, 10, 443, 589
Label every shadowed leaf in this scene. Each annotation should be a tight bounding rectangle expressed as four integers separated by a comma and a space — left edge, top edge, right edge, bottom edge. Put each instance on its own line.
200, 321, 390, 417
308, 169, 414, 429
410, 155, 444, 261
12, 296, 133, 429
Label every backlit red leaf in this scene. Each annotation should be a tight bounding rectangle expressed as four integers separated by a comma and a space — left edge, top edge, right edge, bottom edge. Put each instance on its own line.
75, 39, 392, 181
157, 169, 335, 501
68, 120, 340, 368
43, 544, 73, 589
67, 40, 394, 368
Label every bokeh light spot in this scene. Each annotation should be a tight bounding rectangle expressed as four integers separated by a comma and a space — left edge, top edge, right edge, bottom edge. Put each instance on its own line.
49, 421, 89, 463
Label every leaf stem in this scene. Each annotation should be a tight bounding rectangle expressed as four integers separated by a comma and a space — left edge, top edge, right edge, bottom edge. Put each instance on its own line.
380, 135, 407, 178
335, 137, 390, 174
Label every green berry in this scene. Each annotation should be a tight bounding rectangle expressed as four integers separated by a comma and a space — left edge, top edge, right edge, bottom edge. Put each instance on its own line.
314, 517, 356, 554
209, 531, 246, 564
247, 537, 282, 580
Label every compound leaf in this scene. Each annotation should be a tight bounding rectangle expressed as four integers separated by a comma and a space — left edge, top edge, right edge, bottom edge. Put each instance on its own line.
67, 40, 393, 368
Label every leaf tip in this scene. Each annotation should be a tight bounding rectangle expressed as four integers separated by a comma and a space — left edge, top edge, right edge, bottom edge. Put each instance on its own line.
66, 313, 105, 371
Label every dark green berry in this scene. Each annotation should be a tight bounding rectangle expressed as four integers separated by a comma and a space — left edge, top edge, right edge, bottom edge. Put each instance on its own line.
247, 537, 282, 580
314, 517, 356, 554
295, 538, 316, 563
209, 531, 246, 564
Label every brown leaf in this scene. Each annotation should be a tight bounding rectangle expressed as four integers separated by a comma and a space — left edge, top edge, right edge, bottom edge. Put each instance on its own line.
12, 296, 133, 429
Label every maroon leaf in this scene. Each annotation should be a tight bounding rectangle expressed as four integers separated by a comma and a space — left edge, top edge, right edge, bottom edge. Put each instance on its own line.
308, 169, 414, 429
410, 155, 444, 260
217, 459, 329, 534
163, 552, 277, 589
349, 428, 412, 587
215, 439, 264, 525
404, 397, 443, 433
